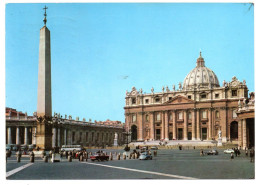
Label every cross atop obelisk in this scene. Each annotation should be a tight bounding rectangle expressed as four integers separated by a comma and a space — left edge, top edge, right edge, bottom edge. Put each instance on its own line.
43, 6, 48, 26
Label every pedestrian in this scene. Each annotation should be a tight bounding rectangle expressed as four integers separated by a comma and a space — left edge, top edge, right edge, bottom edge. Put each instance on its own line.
200, 149, 204, 156
250, 147, 254, 163
230, 152, 234, 161
234, 148, 238, 157
246, 149, 248, 157
237, 149, 240, 157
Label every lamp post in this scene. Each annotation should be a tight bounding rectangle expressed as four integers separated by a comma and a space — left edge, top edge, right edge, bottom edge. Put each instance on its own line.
123, 130, 131, 151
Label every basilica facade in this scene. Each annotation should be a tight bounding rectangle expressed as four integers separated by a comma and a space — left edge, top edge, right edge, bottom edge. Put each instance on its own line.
124, 53, 254, 148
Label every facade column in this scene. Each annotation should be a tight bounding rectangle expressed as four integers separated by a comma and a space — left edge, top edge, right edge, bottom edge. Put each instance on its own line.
221, 107, 227, 142
208, 108, 212, 140
196, 109, 200, 140
57, 128, 61, 147
172, 111, 176, 140
161, 112, 165, 140
242, 119, 247, 149
150, 112, 154, 141
7, 127, 12, 144
192, 110, 196, 140
137, 112, 144, 141
165, 111, 169, 141
52, 127, 56, 148
64, 129, 67, 145
32, 127, 37, 145
238, 120, 242, 147
183, 111, 188, 140
24, 127, 28, 145
16, 127, 20, 145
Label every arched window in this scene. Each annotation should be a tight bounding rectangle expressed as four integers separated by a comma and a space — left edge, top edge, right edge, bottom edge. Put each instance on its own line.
132, 98, 136, 104
202, 110, 207, 119
156, 113, 161, 121
215, 111, 220, 119
132, 114, 136, 122
188, 112, 192, 120
178, 112, 183, 120
131, 125, 137, 141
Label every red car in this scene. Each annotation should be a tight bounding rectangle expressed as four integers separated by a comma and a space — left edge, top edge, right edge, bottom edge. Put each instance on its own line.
90, 153, 109, 161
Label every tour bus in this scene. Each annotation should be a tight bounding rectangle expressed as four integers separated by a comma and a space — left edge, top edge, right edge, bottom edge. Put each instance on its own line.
60, 145, 83, 152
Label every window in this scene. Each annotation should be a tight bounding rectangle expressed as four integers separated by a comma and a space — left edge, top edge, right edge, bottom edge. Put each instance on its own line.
201, 94, 207, 99
232, 109, 237, 118
145, 99, 149, 104
202, 122, 207, 125
202, 110, 207, 119
188, 123, 192, 126
156, 113, 161, 121
106, 133, 108, 140
102, 133, 104, 141
132, 115, 136, 122
178, 112, 183, 120
169, 97, 172, 101
169, 124, 173, 126
215, 94, 219, 98
132, 98, 136, 104
188, 112, 192, 120
145, 114, 149, 122
156, 123, 160, 126
232, 90, 237, 97
188, 95, 191, 99
72, 132, 75, 143
169, 114, 173, 121
215, 111, 220, 119
155, 97, 160, 103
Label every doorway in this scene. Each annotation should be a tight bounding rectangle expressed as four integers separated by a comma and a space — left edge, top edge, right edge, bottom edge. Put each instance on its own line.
202, 128, 207, 140
156, 129, 161, 140
178, 128, 183, 140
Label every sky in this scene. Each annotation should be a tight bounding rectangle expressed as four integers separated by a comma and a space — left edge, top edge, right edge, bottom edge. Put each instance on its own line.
5, 3, 254, 123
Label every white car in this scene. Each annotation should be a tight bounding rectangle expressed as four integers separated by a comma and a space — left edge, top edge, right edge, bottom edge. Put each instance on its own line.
224, 149, 234, 154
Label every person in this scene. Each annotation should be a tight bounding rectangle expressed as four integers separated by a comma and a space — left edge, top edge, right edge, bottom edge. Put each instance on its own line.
200, 149, 204, 156
234, 148, 238, 157
250, 148, 254, 163
237, 149, 241, 157
245, 149, 248, 157
230, 152, 234, 161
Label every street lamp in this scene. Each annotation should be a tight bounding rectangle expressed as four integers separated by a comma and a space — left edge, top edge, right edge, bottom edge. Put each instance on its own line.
123, 130, 131, 151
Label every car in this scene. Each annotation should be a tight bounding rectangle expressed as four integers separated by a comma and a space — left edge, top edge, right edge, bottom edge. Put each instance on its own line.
206, 149, 219, 155
224, 149, 234, 154
139, 152, 152, 160
151, 146, 158, 150
90, 151, 109, 161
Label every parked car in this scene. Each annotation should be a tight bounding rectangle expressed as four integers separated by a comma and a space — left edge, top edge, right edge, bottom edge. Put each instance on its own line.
206, 149, 219, 155
224, 149, 234, 154
90, 151, 109, 161
151, 146, 158, 150
139, 152, 152, 160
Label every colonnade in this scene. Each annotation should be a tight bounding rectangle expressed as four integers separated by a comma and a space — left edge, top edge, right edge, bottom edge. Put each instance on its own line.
6, 126, 36, 145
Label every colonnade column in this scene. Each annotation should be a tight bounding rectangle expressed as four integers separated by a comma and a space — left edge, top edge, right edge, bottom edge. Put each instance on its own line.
150, 112, 154, 141
57, 128, 60, 147
238, 120, 242, 147
165, 111, 169, 141
161, 112, 165, 140
64, 129, 67, 145
242, 119, 247, 149
24, 127, 28, 145
196, 109, 200, 140
172, 111, 176, 140
7, 127, 12, 144
16, 127, 20, 145
183, 111, 188, 140
192, 110, 196, 140
208, 108, 212, 140
52, 127, 56, 148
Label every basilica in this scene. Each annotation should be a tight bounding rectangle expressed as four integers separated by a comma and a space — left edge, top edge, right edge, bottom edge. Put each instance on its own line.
124, 52, 255, 149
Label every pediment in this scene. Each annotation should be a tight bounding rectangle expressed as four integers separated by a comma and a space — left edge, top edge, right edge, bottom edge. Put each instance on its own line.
164, 95, 195, 105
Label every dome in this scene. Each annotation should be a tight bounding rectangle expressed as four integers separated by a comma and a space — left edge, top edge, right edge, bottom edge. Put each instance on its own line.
183, 52, 220, 90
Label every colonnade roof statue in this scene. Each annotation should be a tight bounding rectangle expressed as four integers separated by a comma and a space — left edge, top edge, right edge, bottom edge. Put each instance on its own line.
182, 51, 220, 90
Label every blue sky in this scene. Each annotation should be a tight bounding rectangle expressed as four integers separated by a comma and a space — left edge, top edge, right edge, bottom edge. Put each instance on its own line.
5, 3, 254, 122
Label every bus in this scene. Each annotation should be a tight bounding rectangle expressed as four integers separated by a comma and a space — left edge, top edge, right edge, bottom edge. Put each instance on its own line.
60, 145, 83, 152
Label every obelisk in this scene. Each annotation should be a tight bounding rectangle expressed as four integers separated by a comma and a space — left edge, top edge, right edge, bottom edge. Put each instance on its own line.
36, 6, 53, 150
